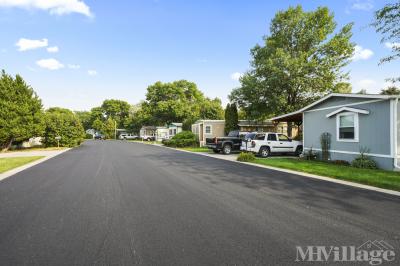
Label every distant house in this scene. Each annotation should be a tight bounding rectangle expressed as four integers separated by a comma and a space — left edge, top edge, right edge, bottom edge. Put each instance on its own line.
168, 122, 182, 138
191, 119, 292, 146
191, 120, 225, 146
272, 93, 400, 170
238, 120, 292, 135
140, 126, 157, 138
143, 123, 183, 141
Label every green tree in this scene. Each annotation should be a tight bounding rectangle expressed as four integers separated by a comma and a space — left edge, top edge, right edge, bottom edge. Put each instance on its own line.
43, 108, 84, 147
141, 80, 224, 129
224, 103, 239, 134
92, 118, 104, 133
103, 117, 116, 139
381, 86, 400, 95
101, 99, 130, 128
0, 70, 44, 150
372, 1, 400, 82
229, 6, 354, 135
75, 111, 92, 130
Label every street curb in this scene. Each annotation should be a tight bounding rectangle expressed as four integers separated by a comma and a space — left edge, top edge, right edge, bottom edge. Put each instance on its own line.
140, 142, 400, 197
0, 148, 71, 182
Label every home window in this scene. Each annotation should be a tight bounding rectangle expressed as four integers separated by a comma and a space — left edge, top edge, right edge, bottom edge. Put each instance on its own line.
337, 112, 359, 142
205, 125, 212, 134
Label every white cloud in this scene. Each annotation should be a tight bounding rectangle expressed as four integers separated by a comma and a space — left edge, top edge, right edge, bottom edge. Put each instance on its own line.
88, 69, 97, 76
36, 58, 64, 70
16, 38, 48, 51
384, 42, 400, 49
351, 0, 374, 11
0, 0, 93, 17
230, 72, 243, 81
351, 45, 374, 61
356, 79, 377, 92
68, 64, 80, 69
47, 46, 59, 53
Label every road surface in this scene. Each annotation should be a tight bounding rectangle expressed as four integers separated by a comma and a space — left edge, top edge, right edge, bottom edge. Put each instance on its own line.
0, 140, 399, 265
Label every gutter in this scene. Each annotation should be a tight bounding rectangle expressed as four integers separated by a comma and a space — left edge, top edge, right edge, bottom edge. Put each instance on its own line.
394, 98, 400, 170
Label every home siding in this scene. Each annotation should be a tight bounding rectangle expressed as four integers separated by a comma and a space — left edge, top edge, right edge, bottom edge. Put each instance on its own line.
304, 99, 393, 170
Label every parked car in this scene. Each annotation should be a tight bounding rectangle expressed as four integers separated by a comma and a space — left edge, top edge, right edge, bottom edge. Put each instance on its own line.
240, 132, 303, 157
205, 130, 247, 154
141, 135, 156, 141
119, 133, 139, 140
94, 134, 105, 140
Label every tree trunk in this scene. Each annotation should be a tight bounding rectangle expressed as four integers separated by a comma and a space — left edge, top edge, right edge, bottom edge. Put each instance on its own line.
1, 138, 14, 152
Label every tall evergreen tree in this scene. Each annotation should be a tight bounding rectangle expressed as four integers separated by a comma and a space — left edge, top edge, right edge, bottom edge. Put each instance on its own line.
0, 70, 44, 150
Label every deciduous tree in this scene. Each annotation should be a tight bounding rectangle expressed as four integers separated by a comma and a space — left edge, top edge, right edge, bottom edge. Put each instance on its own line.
230, 6, 354, 135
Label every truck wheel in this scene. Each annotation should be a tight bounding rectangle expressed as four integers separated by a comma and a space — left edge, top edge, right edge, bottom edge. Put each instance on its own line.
213, 149, 220, 153
222, 144, 232, 155
295, 146, 303, 156
259, 147, 270, 158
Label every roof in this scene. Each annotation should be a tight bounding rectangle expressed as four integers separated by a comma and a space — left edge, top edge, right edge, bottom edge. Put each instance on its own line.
169, 122, 183, 127
326, 107, 369, 118
271, 93, 399, 122
194, 120, 225, 124
140, 126, 157, 130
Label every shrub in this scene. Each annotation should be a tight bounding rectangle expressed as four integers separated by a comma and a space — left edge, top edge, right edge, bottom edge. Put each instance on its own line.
320, 132, 331, 161
171, 131, 196, 140
163, 131, 198, 147
301, 147, 317, 160
85, 133, 93, 139
351, 147, 378, 169
237, 152, 255, 162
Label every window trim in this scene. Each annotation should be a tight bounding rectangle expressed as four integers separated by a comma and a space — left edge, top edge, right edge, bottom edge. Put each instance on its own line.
205, 125, 212, 134
336, 112, 359, 142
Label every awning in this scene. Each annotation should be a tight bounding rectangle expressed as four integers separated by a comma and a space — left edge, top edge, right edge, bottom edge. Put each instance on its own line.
271, 111, 303, 123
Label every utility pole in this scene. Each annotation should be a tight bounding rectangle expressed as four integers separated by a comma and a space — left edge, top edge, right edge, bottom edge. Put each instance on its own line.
114, 120, 117, 140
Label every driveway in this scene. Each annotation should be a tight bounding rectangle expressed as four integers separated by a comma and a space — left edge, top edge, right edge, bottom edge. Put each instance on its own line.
0, 140, 399, 265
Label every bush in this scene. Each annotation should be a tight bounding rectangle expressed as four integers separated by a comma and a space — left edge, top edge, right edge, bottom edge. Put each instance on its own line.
351, 147, 378, 169
301, 147, 317, 160
85, 133, 93, 139
163, 131, 198, 147
237, 152, 255, 162
171, 131, 196, 140
352, 157, 377, 169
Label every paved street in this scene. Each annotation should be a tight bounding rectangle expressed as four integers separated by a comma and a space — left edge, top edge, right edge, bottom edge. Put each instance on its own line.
0, 140, 399, 265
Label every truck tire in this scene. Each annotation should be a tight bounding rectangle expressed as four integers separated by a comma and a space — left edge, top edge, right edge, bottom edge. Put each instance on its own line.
295, 146, 303, 156
222, 144, 232, 155
213, 149, 220, 153
259, 146, 270, 158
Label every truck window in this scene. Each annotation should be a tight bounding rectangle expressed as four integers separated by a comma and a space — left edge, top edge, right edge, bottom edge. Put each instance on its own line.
267, 134, 277, 141
278, 134, 290, 141
244, 133, 256, 140
228, 130, 239, 137
255, 134, 265, 140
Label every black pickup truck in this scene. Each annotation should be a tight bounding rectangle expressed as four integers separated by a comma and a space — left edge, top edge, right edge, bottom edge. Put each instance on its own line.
205, 130, 246, 154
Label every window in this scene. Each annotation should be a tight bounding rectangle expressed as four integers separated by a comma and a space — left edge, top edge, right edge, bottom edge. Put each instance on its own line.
255, 134, 265, 140
205, 125, 212, 134
337, 112, 359, 142
278, 134, 290, 141
169, 129, 173, 135
267, 134, 277, 141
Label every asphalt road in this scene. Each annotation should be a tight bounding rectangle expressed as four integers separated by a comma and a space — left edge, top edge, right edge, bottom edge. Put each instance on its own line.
0, 140, 399, 265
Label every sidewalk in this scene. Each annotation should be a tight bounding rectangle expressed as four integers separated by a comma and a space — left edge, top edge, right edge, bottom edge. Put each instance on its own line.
0, 149, 70, 181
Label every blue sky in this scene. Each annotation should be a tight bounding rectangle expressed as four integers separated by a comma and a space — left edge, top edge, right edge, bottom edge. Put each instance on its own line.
0, 0, 399, 110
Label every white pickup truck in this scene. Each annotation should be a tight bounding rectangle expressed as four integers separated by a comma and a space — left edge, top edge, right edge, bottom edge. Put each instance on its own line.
240, 132, 303, 157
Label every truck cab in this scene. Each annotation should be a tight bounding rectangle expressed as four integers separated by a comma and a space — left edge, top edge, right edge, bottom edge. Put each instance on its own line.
241, 132, 303, 157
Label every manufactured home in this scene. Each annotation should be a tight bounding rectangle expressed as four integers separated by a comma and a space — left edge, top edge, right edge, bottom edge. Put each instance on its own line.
272, 93, 400, 170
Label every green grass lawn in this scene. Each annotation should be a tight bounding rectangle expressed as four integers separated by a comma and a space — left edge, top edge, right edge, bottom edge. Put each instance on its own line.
178, 147, 210, 152
252, 158, 400, 191
0, 156, 44, 173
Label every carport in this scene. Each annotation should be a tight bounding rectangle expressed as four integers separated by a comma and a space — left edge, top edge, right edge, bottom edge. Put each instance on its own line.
271, 111, 303, 138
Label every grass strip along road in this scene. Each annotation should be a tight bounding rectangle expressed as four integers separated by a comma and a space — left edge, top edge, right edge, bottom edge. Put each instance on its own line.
0, 156, 44, 173
253, 158, 400, 192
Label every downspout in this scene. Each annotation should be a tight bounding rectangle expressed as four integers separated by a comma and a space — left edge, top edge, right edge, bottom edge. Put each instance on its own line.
394, 98, 400, 170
